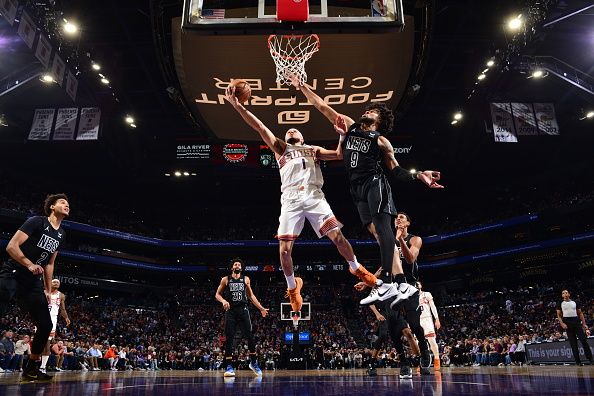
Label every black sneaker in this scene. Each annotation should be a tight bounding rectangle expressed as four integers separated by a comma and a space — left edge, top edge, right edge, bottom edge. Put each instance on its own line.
367, 365, 377, 377
22, 362, 53, 382
420, 366, 432, 375
22, 367, 53, 382
399, 365, 412, 379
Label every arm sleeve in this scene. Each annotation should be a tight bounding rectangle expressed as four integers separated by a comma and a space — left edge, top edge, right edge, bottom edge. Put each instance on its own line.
19, 216, 42, 236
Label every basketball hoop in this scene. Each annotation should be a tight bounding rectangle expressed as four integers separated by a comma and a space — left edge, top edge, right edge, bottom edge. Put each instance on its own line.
268, 34, 320, 85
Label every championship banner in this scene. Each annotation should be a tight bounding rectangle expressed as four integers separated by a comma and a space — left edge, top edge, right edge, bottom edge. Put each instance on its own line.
0, 0, 18, 25
34, 33, 52, 69
51, 54, 66, 86
490, 103, 517, 143
28, 108, 55, 141
76, 107, 101, 140
17, 10, 36, 49
511, 103, 538, 136
65, 70, 78, 101
53, 108, 78, 140
534, 103, 559, 135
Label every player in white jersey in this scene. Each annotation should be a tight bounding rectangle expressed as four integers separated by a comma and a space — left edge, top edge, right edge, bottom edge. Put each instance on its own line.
40, 279, 70, 372
417, 281, 441, 370
225, 87, 381, 314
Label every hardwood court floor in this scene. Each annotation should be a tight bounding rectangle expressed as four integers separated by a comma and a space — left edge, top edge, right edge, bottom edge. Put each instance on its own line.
1, 366, 593, 395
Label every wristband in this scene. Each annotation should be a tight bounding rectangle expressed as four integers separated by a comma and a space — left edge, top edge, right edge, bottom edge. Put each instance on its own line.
391, 166, 417, 182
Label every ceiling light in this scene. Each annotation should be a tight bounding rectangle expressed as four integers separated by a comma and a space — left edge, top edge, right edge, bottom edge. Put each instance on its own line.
63, 21, 78, 35
125, 116, 134, 124
183, 171, 190, 176
191, 173, 197, 176
174, 171, 182, 177
41, 74, 55, 83
586, 111, 594, 119
92, 63, 101, 71
531, 70, 544, 78
507, 15, 523, 31
165, 173, 171, 177
100, 78, 110, 85
486, 60, 495, 67
477, 74, 486, 81
451, 120, 458, 125
130, 123, 137, 128
454, 112, 463, 120
409, 168, 416, 174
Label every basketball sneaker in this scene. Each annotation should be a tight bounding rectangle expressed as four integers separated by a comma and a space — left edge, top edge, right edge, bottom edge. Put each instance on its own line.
349, 265, 377, 288
389, 283, 419, 309
286, 277, 303, 312
399, 365, 412, 379
249, 362, 262, 376
22, 361, 53, 382
367, 364, 377, 377
224, 365, 235, 377
360, 282, 399, 305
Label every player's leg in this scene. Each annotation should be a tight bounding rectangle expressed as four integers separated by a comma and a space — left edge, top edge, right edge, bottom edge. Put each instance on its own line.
18, 284, 53, 381
305, 192, 378, 287
368, 319, 389, 376
402, 297, 431, 375
278, 201, 305, 312
575, 324, 593, 364
238, 308, 262, 376
223, 310, 237, 376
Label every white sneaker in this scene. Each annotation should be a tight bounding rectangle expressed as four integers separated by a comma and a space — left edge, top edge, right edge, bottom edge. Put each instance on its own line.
360, 282, 399, 305
390, 283, 419, 308
55, 367, 63, 372
0, 367, 5, 373
40, 368, 47, 373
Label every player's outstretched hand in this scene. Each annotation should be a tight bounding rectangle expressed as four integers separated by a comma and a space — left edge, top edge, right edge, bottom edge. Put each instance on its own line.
418, 170, 444, 189
287, 72, 301, 88
334, 116, 348, 136
224, 86, 240, 107
354, 282, 368, 292
260, 308, 269, 318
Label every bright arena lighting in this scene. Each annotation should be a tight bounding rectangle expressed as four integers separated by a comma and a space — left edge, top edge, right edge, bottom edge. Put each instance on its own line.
532, 70, 544, 78
486, 59, 495, 67
63, 21, 79, 35
41, 74, 55, 83
409, 168, 416, 174
125, 116, 134, 124
587, 111, 594, 119
477, 74, 486, 81
507, 15, 523, 31
451, 120, 458, 125
183, 171, 190, 176
100, 78, 110, 85
454, 112, 463, 120
92, 63, 101, 71
174, 171, 182, 177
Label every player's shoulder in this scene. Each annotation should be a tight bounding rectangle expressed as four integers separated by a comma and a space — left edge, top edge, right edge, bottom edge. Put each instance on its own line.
220, 276, 229, 284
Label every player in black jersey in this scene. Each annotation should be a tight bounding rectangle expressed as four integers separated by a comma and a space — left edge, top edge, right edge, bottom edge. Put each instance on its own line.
291, 76, 443, 306
215, 258, 269, 377
0, 194, 69, 382
390, 212, 432, 375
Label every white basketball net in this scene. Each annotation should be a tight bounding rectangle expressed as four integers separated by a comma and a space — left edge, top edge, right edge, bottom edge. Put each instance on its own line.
268, 34, 320, 85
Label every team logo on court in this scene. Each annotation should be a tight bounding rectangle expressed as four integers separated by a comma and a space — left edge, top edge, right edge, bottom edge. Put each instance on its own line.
223, 144, 248, 163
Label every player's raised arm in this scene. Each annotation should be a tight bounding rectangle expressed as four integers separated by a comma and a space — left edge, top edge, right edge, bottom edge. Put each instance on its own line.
289, 74, 355, 128
224, 86, 286, 156
378, 136, 444, 188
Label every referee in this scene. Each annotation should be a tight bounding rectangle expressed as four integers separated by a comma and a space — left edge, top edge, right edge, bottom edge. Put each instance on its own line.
556, 289, 593, 366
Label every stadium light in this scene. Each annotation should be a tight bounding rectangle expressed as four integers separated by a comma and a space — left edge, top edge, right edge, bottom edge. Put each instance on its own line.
100, 78, 110, 85
125, 116, 134, 124
174, 171, 182, 177
63, 20, 79, 35
477, 73, 486, 81
586, 111, 594, 119
451, 120, 458, 125
164, 173, 171, 177
507, 15, 523, 31
409, 168, 416, 174
531, 70, 544, 78
454, 112, 463, 121
486, 59, 495, 67
130, 123, 137, 128
183, 171, 190, 176
41, 74, 55, 83
92, 63, 101, 71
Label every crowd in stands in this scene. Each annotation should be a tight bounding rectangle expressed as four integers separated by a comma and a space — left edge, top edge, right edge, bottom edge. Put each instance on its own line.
1, 275, 592, 373
1, 179, 592, 242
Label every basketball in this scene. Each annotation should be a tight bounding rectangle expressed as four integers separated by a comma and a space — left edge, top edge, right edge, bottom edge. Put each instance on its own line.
230, 79, 251, 103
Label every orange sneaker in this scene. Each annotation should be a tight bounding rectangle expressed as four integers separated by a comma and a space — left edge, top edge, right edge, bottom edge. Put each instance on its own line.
286, 277, 303, 312
434, 358, 441, 371
349, 265, 377, 288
